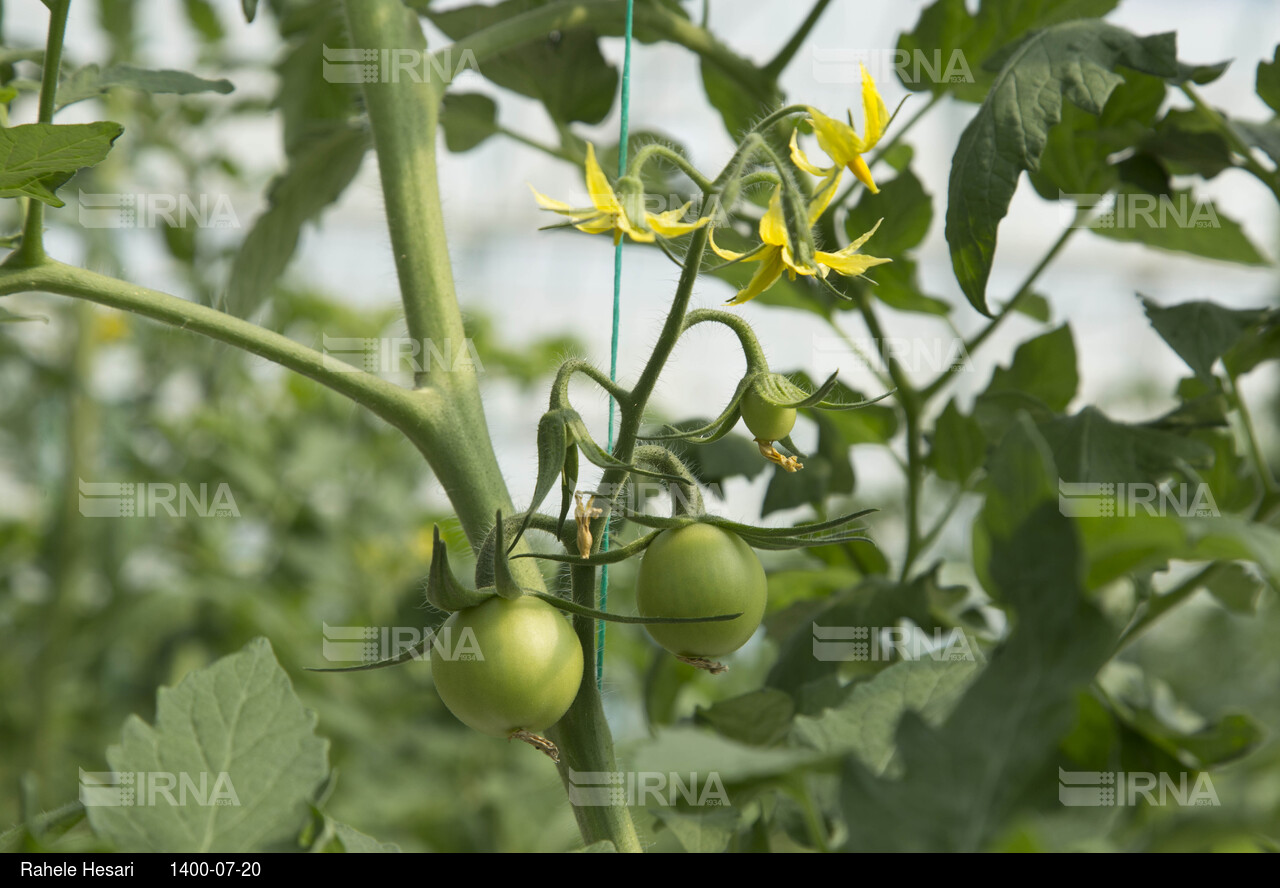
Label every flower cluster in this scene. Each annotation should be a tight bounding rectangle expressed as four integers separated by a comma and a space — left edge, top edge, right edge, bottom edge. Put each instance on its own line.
531, 64, 893, 307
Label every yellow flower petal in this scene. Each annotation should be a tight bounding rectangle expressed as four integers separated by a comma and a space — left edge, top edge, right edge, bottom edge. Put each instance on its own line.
809, 107, 865, 165
781, 243, 819, 276
806, 169, 844, 225
859, 63, 888, 149
708, 227, 748, 261
758, 188, 788, 247
849, 153, 878, 194
814, 250, 892, 276
583, 142, 622, 216
846, 217, 884, 252
615, 213, 655, 243
575, 216, 619, 235
789, 128, 831, 178
727, 246, 786, 306
646, 204, 709, 238
529, 184, 600, 220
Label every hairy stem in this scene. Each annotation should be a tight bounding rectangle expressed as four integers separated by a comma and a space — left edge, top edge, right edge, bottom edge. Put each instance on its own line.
547, 566, 643, 852
343, 0, 460, 388
764, 0, 834, 77
14, 0, 70, 266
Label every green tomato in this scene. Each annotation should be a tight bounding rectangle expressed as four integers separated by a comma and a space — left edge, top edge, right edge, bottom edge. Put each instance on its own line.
740, 388, 796, 442
636, 524, 767, 657
431, 595, 583, 737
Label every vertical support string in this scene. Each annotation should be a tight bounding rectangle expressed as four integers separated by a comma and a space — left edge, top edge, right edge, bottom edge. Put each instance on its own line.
598, 0, 636, 691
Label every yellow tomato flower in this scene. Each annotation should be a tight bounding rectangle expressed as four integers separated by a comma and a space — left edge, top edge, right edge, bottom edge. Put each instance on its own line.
710, 173, 891, 306
791, 63, 889, 193
530, 143, 708, 244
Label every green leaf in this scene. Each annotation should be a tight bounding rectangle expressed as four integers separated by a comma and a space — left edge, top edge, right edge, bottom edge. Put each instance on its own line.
695, 689, 795, 747
791, 658, 980, 775
766, 572, 940, 713
1041, 405, 1215, 485
512, 411, 569, 548
928, 399, 986, 483
426, 526, 493, 612
85, 638, 329, 852
946, 22, 1190, 313
428, 0, 617, 124
440, 92, 499, 153
1258, 44, 1280, 114
1029, 73, 1168, 198
1098, 662, 1264, 769
1090, 191, 1268, 266
700, 55, 781, 139
842, 417, 1114, 851
0, 122, 123, 206
982, 324, 1078, 413
242, 0, 260, 24
1234, 118, 1280, 168
227, 125, 368, 316
897, 0, 1121, 102
0, 306, 50, 324
56, 63, 233, 109
1202, 563, 1265, 614
273, 6, 357, 154
1223, 309, 1280, 376
630, 727, 823, 783
845, 167, 932, 254
491, 511, 523, 600
1143, 297, 1267, 379
650, 808, 738, 853
1142, 106, 1234, 179
327, 821, 400, 852
182, 0, 225, 43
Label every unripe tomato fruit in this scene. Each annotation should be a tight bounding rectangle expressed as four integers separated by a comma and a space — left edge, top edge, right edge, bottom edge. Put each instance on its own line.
431, 595, 583, 737
636, 524, 767, 657
740, 388, 796, 442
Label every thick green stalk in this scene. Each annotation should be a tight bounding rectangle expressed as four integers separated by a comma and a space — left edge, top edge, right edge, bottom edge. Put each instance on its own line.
346, 0, 641, 850
548, 566, 643, 852
343, 0, 458, 387
340, 0, 542, 561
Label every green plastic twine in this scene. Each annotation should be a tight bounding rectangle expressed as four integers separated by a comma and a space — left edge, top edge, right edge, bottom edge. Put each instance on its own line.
599, 0, 636, 691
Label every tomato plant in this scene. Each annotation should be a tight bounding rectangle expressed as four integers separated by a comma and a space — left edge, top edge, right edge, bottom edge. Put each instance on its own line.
3, 0, 1280, 858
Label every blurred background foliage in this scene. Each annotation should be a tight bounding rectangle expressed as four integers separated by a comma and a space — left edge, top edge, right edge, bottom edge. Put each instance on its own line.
2, 0, 1280, 853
